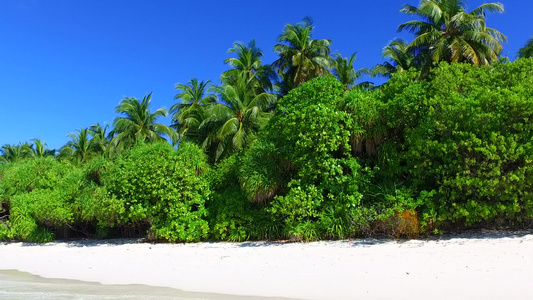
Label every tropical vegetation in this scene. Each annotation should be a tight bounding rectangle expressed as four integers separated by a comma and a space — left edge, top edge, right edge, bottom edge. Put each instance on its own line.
2, 1, 533, 243
518, 38, 533, 58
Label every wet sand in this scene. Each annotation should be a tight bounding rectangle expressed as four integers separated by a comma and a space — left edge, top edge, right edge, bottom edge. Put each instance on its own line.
0, 270, 292, 300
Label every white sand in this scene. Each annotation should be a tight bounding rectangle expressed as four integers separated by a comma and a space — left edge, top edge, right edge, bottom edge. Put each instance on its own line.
0, 231, 532, 299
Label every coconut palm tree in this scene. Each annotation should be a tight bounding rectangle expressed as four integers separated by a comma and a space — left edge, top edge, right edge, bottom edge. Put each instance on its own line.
112, 93, 177, 149
59, 128, 95, 164
398, 0, 506, 68
330, 53, 371, 89
170, 79, 217, 142
273, 18, 332, 93
202, 73, 276, 161
0, 143, 33, 163
518, 38, 533, 58
372, 39, 419, 78
222, 40, 275, 93
30, 139, 55, 158
89, 123, 111, 157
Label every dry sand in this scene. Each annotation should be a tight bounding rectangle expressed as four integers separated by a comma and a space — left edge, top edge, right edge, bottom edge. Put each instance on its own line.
0, 230, 532, 299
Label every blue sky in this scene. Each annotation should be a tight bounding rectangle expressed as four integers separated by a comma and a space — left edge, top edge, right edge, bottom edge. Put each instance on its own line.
0, 0, 530, 150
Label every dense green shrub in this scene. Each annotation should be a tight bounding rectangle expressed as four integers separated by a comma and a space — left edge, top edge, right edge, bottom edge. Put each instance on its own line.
102, 142, 210, 242
257, 77, 368, 240
207, 154, 279, 241
238, 140, 293, 203
340, 88, 386, 158
0, 157, 83, 242
383, 61, 533, 229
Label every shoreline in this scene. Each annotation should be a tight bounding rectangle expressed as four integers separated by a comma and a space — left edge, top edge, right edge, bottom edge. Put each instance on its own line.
0, 269, 286, 299
0, 230, 532, 299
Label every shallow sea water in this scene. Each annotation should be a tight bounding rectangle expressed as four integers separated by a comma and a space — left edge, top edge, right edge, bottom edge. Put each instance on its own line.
0, 270, 284, 300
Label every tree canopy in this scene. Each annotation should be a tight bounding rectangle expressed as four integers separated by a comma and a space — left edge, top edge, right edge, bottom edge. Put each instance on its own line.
398, 0, 506, 70
518, 38, 533, 58
112, 93, 178, 150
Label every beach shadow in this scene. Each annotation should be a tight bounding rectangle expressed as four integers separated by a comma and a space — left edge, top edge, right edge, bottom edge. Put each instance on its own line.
8, 229, 533, 248
16, 238, 147, 248
238, 238, 392, 248
239, 241, 298, 247
429, 229, 533, 241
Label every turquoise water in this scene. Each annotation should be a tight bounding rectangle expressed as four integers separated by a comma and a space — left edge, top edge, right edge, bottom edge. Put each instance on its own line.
0, 270, 287, 300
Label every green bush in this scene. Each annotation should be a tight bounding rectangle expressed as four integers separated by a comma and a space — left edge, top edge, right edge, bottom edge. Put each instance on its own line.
258, 77, 367, 240
207, 154, 279, 241
0, 157, 82, 242
238, 140, 293, 203
340, 88, 386, 158
102, 142, 210, 242
383, 61, 533, 228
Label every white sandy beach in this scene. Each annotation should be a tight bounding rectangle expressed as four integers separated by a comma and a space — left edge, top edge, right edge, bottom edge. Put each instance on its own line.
0, 231, 532, 299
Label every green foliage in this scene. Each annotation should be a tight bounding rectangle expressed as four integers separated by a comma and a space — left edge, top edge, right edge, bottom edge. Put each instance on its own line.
206, 155, 279, 241
341, 88, 386, 157
259, 77, 367, 240
518, 39, 533, 58
222, 40, 275, 93
170, 78, 217, 144
373, 39, 416, 78
330, 53, 370, 89
398, 0, 506, 70
273, 18, 332, 93
0, 157, 83, 242
73, 156, 116, 226
102, 142, 210, 242
238, 140, 292, 203
0, 143, 33, 163
202, 74, 276, 162
112, 93, 178, 151
0, 222, 10, 240
384, 61, 533, 228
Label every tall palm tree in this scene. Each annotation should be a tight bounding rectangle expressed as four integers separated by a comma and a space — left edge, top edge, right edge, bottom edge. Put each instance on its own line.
398, 0, 506, 68
202, 74, 276, 161
331, 53, 371, 89
170, 79, 217, 143
59, 128, 95, 164
222, 40, 275, 93
518, 38, 533, 58
273, 18, 332, 93
372, 39, 418, 78
112, 93, 177, 149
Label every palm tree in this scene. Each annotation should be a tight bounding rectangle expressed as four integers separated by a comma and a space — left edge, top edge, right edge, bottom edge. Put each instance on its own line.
202, 74, 276, 161
89, 123, 111, 157
0, 143, 33, 163
273, 18, 332, 93
372, 39, 418, 78
112, 93, 177, 149
170, 79, 217, 142
59, 128, 95, 163
331, 53, 371, 89
222, 40, 275, 93
30, 139, 55, 158
398, 0, 506, 68
518, 38, 533, 58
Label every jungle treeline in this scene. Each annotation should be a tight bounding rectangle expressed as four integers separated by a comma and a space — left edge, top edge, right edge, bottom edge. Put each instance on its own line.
1, 1, 533, 242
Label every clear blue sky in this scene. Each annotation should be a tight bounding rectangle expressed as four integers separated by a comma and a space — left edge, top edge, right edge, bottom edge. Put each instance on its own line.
0, 0, 530, 150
